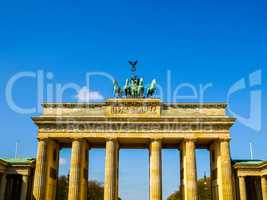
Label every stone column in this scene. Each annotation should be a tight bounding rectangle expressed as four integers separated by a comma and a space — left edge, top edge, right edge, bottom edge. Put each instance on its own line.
68, 139, 89, 200
180, 139, 197, 200
238, 176, 247, 200
80, 142, 89, 200
33, 139, 48, 200
209, 143, 218, 200
114, 141, 119, 200
104, 139, 119, 200
261, 176, 267, 200
45, 140, 60, 200
0, 174, 7, 200
20, 175, 29, 200
149, 139, 162, 200
219, 139, 234, 200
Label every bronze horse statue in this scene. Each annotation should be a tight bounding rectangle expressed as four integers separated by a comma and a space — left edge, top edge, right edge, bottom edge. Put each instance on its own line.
113, 80, 123, 97
146, 79, 157, 97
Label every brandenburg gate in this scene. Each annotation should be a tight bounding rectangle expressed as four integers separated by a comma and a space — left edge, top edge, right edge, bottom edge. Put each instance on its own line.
32, 98, 235, 200
31, 62, 235, 200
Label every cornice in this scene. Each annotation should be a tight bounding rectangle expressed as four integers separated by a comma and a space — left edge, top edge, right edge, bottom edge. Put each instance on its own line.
162, 102, 227, 109
32, 116, 235, 123
233, 161, 267, 170
42, 103, 106, 109
41, 101, 227, 109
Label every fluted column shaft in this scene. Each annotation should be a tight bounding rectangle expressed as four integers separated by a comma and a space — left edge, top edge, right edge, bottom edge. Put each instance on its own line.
45, 140, 60, 200
180, 139, 198, 200
219, 139, 234, 200
114, 142, 119, 200
20, 175, 29, 200
80, 142, 89, 200
33, 140, 48, 200
68, 140, 88, 200
261, 176, 267, 200
0, 174, 7, 200
149, 140, 162, 200
180, 139, 197, 200
238, 176, 247, 200
104, 139, 119, 200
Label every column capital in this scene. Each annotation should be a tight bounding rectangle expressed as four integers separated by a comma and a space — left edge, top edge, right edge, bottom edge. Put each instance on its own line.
37, 138, 50, 142
70, 139, 90, 148
105, 137, 119, 143
70, 138, 88, 142
179, 138, 197, 148
185, 138, 197, 142
150, 138, 162, 143
37, 138, 60, 144
218, 137, 231, 142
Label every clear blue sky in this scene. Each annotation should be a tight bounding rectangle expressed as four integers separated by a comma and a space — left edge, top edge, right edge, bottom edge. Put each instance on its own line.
0, 1, 266, 199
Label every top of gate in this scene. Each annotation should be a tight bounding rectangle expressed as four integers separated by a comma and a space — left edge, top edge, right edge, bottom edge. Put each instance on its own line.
37, 61, 231, 118
113, 61, 157, 98
40, 101, 229, 118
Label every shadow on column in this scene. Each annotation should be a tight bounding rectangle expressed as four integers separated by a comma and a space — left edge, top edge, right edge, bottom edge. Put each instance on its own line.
246, 176, 263, 200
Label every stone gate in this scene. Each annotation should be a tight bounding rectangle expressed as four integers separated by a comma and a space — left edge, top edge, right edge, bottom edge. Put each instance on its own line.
32, 98, 235, 200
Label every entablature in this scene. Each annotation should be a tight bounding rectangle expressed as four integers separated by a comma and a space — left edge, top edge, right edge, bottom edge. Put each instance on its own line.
40, 98, 229, 118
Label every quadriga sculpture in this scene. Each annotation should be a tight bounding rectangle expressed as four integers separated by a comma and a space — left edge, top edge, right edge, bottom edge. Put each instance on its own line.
112, 61, 157, 98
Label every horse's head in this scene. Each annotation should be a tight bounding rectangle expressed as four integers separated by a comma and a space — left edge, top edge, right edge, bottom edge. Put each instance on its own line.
125, 79, 129, 86
113, 80, 118, 87
151, 79, 157, 88
139, 78, 144, 85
